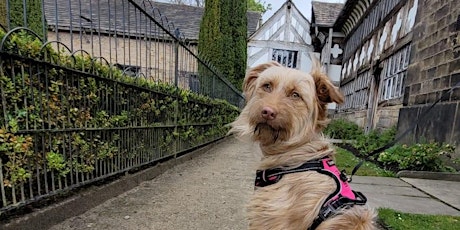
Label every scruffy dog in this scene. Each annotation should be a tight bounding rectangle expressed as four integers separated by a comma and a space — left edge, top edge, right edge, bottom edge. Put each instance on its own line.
230, 61, 376, 230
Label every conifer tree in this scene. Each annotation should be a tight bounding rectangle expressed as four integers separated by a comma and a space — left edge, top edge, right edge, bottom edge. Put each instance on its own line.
3, 0, 46, 38
198, 0, 248, 90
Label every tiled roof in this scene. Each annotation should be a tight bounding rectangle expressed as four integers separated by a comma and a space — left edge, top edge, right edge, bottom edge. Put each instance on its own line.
44, 0, 261, 41
312, 1, 344, 27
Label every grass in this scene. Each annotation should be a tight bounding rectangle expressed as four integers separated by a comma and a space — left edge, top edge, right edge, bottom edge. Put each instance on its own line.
333, 147, 459, 229
334, 147, 395, 177
378, 208, 460, 230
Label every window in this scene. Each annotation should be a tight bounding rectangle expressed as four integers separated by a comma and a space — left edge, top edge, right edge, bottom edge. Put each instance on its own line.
272, 49, 298, 68
338, 70, 371, 112
380, 45, 410, 101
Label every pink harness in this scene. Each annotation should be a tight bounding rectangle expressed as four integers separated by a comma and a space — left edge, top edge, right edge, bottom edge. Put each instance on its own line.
254, 157, 367, 230
321, 158, 356, 200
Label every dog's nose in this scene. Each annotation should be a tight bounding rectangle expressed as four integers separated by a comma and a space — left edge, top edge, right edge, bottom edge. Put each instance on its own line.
261, 107, 277, 120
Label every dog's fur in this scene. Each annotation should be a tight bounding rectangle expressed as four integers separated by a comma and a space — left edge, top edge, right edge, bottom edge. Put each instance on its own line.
230, 61, 377, 230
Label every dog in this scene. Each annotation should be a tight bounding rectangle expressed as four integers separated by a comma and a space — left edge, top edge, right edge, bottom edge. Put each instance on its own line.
230, 61, 377, 230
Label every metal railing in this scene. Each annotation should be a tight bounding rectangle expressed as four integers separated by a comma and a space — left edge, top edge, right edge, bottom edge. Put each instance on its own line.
0, 0, 242, 217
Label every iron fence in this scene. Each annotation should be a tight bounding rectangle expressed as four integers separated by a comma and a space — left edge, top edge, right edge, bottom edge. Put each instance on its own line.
0, 0, 242, 217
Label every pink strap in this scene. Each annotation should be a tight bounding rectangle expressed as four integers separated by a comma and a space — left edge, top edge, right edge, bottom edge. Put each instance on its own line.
321, 159, 356, 200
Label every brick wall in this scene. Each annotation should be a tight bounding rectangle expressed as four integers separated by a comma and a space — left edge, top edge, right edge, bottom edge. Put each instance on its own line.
399, 0, 460, 156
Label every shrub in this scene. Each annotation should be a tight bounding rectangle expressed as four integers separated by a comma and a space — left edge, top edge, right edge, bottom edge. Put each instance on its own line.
378, 143, 456, 172
326, 118, 457, 173
353, 126, 396, 157
324, 118, 363, 140
0, 28, 241, 187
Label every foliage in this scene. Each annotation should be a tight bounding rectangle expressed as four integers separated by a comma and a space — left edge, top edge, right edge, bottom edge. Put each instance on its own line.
335, 148, 395, 177
198, 0, 247, 90
378, 208, 460, 230
353, 127, 396, 157
247, 0, 271, 13
378, 143, 456, 172
0, 28, 240, 189
324, 118, 364, 140
232, 0, 248, 88
326, 118, 457, 172
5, 0, 46, 38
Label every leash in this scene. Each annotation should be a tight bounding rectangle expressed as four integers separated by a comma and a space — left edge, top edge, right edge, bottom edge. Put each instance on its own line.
347, 81, 460, 181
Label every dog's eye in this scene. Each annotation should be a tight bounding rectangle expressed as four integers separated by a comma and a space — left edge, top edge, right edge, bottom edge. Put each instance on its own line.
262, 83, 272, 92
291, 92, 300, 98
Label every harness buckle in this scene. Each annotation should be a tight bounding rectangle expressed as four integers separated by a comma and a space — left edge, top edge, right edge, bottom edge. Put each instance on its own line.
340, 169, 350, 182
255, 169, 282, 187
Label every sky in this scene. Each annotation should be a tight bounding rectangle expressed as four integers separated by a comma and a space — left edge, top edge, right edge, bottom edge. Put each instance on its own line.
261, 0, 346, 22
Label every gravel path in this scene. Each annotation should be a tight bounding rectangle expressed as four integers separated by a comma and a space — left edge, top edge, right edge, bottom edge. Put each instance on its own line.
49, 138, 260, 230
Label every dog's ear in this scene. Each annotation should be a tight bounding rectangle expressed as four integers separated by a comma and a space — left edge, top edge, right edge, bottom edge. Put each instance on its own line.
243, 61, 281, 99
311, 68, 344, 105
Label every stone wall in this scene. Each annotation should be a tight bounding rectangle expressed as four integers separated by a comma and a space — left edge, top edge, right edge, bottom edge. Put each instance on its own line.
331, 110, 367, 128
331, 105, 400, 131
374, 105, 402, 130
399, 0, 460, 156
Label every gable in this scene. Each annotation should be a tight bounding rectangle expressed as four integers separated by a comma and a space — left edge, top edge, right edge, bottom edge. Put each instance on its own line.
249, 0, 312, 45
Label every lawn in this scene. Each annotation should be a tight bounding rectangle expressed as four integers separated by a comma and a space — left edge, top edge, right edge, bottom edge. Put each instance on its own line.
333, 147, 459, 230
334, 147, 395, 177
378, 208, 460, 230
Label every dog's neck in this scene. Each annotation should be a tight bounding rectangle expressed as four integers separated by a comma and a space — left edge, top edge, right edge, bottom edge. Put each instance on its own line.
258, 138, 334, 169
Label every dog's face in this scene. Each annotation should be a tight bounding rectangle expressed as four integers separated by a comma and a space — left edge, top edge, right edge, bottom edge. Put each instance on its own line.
231, 61, 344, 148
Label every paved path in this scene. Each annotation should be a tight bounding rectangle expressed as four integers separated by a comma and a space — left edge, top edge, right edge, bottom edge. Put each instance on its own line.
49, 138, 459, 230
49, 138, 260, 230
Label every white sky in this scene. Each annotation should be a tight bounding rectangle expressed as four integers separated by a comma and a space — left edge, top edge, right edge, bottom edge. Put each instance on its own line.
262, 0, 346, 22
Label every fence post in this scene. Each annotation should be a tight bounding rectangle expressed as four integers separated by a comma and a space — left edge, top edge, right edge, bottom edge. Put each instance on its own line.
174, 41, 179, 87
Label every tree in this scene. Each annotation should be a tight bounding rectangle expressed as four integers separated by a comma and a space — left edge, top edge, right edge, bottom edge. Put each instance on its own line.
197, 0, 223, 93
0, 1, 6, 28
165, 0, 269, 13
247, 0, 271, 13
198, 0, 248, 90
232, 0, 248, 88
1, 0, 46, 38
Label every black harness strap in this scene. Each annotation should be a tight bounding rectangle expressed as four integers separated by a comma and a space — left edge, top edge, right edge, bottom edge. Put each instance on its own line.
309, 190, 367, 230
255, 160, 323, 187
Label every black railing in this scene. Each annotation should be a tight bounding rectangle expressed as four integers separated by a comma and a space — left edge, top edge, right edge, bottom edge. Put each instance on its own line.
0, 0, 242, 217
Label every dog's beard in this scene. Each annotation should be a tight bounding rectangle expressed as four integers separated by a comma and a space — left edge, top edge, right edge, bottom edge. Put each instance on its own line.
253, 123, 284, 145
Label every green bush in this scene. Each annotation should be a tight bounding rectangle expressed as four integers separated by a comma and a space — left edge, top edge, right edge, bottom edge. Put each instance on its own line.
353, 127, 396, 157
325, 118, 457, 172
324, 118, 363, 140
378, 143, 456, 172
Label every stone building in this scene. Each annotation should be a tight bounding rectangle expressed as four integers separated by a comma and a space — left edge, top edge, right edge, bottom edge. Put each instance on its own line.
331, 0, 459, 155
42, 0, 260, 87
311, 1, 344, 87
398, 0, 459, 151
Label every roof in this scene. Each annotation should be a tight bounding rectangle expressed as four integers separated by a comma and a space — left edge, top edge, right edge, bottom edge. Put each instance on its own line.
44, 0, 261, 41
311, 1, 344, 27
150, 2, 261, 39
333, 0, 362, 32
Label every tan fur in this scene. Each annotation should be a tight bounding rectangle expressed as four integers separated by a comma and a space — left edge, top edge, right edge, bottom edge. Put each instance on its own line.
230, 62, 377, 230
